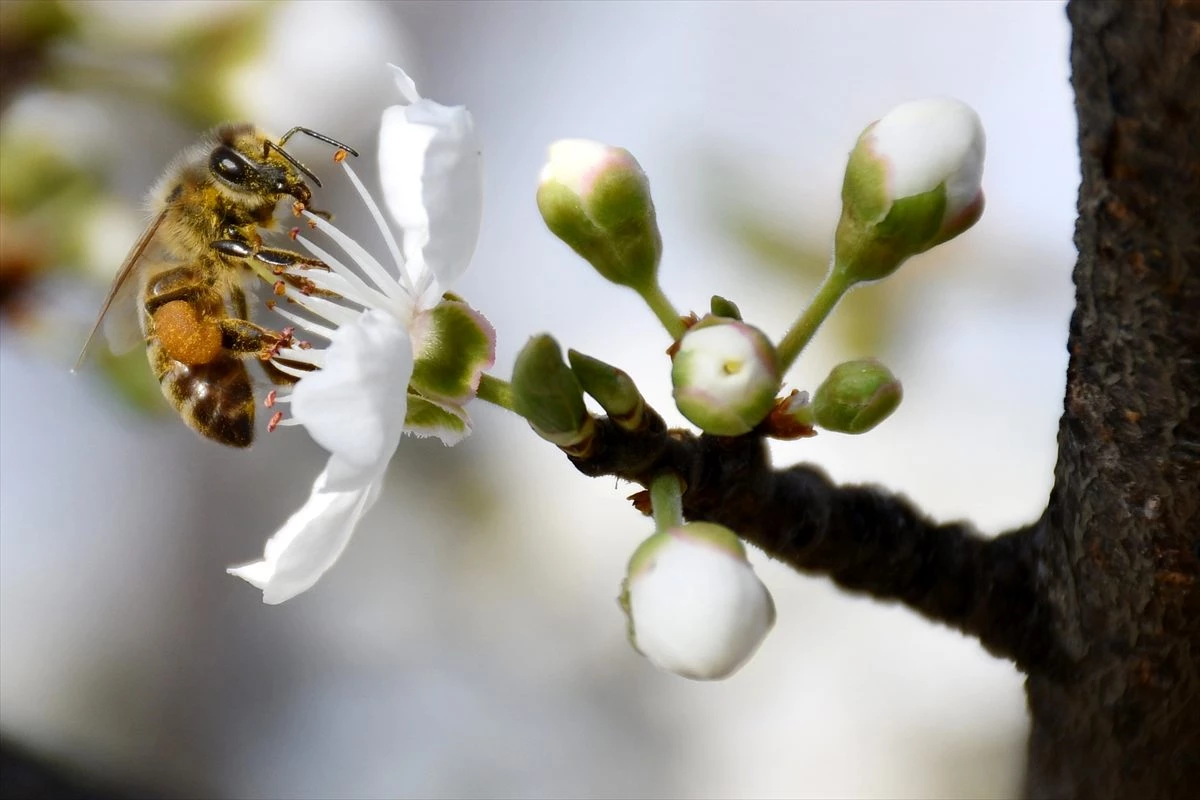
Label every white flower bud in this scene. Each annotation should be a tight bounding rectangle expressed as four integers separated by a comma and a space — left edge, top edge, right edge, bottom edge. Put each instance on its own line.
869, 97, 985, 221
621, 523, 776, 681
539, 139, 626, 197
835, 97, 986, 284
672, 319, 781, 436
536, 139, 662, 291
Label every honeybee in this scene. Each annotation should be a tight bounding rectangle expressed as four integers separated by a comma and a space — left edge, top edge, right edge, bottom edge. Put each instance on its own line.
76, 124, 357, 448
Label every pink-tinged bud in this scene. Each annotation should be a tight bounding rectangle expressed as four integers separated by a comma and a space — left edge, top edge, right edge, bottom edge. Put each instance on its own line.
671, 318, 781, 437
536, 139, 662, 292
835, 97, 986, 284
619, 523, 776, 681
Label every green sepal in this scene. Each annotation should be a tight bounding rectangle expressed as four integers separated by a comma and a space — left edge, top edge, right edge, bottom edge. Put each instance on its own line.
511, 334, 592, 446
839, 128, 890, 225
404, 393, 472, 446
709, 295, 742, 321
568, 349, 643, 421
836, 128, 953, 285
408, 299, 497, 405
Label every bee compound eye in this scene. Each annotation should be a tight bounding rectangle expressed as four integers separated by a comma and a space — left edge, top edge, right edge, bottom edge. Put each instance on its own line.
210, 146, 247, 184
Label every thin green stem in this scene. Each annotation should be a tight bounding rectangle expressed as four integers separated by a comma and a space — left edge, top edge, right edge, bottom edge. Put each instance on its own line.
649, 472, 684, 532
776, 265, 853, 371
476, 374, 516, 412
638, 282, 687, 340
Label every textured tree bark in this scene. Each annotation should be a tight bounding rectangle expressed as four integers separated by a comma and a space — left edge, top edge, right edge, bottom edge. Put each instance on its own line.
1025, 1, 1200, 797
560, 2, 1199, 797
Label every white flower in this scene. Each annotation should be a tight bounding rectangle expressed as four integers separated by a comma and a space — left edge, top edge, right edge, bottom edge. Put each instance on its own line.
622, 523, 776, 681
227, 65, 486, 604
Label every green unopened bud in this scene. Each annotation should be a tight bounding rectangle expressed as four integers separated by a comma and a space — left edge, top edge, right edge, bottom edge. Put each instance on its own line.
537, 139, 662, 292
512, 335, 594, 449
811, 359, 902, 434
672, 317, 781, 437
835, 98, 985, 285
709, 295, 742, 321
567, 349, 645, 429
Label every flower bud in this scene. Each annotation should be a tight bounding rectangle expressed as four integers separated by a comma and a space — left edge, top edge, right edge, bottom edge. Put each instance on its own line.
709, 294, 742, 321
511, 334, 594, 450
568, 349, 645, 429
811, 358, 902, 434
620, 522, 775, 681
537, 139, 662, 292
672, 318, 781, 436
835, 97, 985, 284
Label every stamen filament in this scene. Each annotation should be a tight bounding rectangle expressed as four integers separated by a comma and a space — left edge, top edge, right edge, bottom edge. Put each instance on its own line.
295, 235, 396, 314
339, 161, 410, 290
303, 211, 409, 305
275, 347, 325, 367
270, 304, 335, 339
270, 361, 312, 380
283, 289, 362, 327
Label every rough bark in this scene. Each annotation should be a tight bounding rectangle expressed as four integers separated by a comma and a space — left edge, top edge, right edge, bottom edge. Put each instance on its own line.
1025, 1, 1200, 797
557, 1, 1200, 797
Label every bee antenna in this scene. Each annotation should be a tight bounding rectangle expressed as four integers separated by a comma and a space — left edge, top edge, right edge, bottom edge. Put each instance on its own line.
277, 127, 360, 158
264, 140, 324, 187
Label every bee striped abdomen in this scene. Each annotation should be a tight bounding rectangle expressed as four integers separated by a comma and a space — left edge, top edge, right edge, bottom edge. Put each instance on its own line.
154, 346, 255, 448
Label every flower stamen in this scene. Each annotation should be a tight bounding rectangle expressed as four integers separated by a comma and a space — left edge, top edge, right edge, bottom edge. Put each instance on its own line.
294, 234, 396, 313
269, 360, 312, 380
269, 302, 336, 339
280, 287, 363, 327
302, 211, 409, 309
274, 347, 325, 367
338, 160, 409, 289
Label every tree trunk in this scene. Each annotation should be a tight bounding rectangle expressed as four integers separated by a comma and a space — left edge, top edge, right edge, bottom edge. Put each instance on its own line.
1025, 1, 1200, 797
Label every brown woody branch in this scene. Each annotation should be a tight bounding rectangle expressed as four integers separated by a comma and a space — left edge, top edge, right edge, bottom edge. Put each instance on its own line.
567, 408, 1067, 675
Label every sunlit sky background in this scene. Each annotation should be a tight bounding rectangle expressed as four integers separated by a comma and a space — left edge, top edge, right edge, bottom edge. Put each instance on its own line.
1, 2, 1076, 797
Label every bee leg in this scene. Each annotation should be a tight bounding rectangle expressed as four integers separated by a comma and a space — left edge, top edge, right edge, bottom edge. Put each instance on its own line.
274, 271, 342, 299
213, 237, 330, 273
219, 318, 300, 360
252, 245, 329, 273
144, 267, 207, 314
230, 284, 250, 320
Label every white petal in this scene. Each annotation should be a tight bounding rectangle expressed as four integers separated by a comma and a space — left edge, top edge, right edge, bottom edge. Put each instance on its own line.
227, 463, 385, 604
290, 309, 412, 483
869, 97, 985, 216
629, 531, 776, 680
388, 63, 421, 104
539, 139, 624, 196
378, 96, 482, 297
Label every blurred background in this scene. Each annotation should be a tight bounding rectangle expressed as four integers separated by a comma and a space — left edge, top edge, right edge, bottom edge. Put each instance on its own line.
0, 1, 1077, 797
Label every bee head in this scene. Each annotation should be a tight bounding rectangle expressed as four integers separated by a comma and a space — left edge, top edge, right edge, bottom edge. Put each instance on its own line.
207, 125, 314, 207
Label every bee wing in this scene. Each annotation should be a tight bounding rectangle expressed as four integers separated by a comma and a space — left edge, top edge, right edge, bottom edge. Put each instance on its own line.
73, 209, 168, 372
